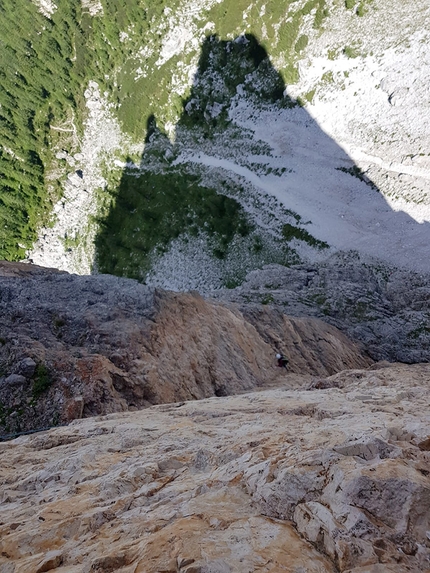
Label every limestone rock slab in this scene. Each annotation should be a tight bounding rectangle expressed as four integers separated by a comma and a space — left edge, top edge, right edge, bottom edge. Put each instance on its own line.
0, 363, 428, 572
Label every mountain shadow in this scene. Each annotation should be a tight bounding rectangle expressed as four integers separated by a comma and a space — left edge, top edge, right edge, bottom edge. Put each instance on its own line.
94, 33, 430, 289
95, 34, 303, 285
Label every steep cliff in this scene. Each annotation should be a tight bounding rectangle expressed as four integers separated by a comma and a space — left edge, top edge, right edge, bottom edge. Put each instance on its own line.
0, 262, 370, 435
214, 251, 430, 363
0, 260, 428, 572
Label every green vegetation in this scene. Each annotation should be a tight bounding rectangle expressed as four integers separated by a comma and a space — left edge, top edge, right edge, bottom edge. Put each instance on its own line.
278, 16, 302, 55
0, 0, 80, 259
343, 45, 360, 58
279, 65, 300, 86
294, 89, 316, 108
208, 0, 327, 85
356, 2, 366, 16
96, 168, 252, 279
321, 71, 334, 83
261, 293, 275, 305
313, 5, 329, 28
62, 234, 81, 251
336, 165, 378, 190
307, 292, 332, 315
352, 300, 370, 319
282, 223, 329, 249
408, 325, 430, 339
53, 315, 66, 339
0, 400, 11, 433
295, 34, 309, 53
353, 0, 372, 16
53, 316, 66, 329
304, 89, 316, 103
32, 363, 52, 400
1, 0, 323, 260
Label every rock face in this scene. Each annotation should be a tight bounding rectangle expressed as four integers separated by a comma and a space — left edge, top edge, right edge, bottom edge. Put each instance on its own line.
213, 251, 430, 363
1, 363, 429, 572
0, 262, 371, 435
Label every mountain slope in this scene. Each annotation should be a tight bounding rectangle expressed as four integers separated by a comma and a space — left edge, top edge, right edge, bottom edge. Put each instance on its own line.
0, 261, 371, 435
1, 0, 429, 285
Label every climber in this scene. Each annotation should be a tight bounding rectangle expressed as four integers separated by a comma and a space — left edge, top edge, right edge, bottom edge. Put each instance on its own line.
276, 353, 289, 369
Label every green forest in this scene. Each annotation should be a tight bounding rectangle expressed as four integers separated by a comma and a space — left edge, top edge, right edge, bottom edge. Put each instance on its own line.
0, 0, 161, 260
0, 0, 327, 262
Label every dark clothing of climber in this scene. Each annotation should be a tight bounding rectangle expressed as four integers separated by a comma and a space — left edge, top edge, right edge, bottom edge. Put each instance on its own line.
276, 353, 289, 369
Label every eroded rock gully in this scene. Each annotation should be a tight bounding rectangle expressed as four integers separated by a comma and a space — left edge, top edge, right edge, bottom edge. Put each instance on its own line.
0, 262, 370, 434
0, 363, 429, 572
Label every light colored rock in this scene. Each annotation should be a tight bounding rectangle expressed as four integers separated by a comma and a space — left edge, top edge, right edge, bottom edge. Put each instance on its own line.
0, 363, 428, 572
35, 549, 63, 572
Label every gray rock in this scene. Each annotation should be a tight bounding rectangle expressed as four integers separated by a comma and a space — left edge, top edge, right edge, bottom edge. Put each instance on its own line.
334, 437, 401, 461
17, 358, 37, 378
4, 374, 27, 387
212, 251, 430, 363
0, 261, 371, 435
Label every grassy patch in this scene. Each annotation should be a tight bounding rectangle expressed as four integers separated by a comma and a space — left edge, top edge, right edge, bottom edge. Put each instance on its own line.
408, 325, 430, 339
32, 364, 52, 400
356, 2, 366, 16
321, 71, 334, 83
313, 5, 329, 28
304, 88, 316, 103
261, 293, 275, 305
95, 167, 252, 280
308, 292, 332, 315
282, 223, 329, 249
336, 166, 378, 190
352, 300, 370, 319
343, 45, 360, 58
295, 34, 309, 53
223, 277, 243, 289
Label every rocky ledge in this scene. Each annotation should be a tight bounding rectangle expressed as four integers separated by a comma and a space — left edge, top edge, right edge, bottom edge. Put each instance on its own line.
0, 261, 371, 435
213, 251, 430, 363
1, 362, 429, 572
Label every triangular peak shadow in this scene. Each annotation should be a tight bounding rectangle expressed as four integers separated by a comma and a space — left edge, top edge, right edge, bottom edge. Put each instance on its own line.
94, 33, 430, 288
178, 33, 294, 131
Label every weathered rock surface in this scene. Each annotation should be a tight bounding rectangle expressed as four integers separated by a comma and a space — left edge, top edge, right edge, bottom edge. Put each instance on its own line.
0, 262, 371, 435
213, 251, 430, 363
1, 363, 429, 572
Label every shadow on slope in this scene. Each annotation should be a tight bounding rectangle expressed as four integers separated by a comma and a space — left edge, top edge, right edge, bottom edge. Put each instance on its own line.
95, 35, 304, 286
94, 33, 430, 289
